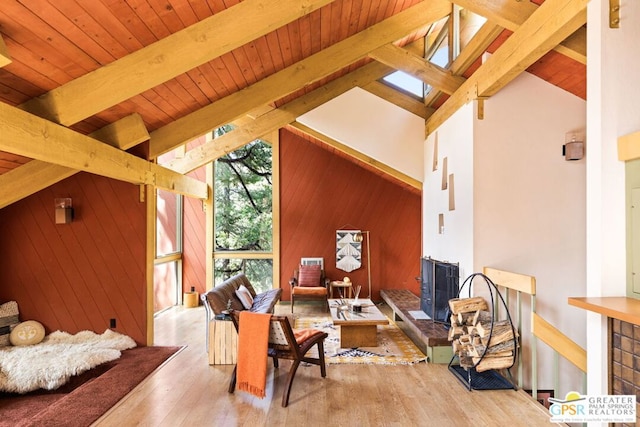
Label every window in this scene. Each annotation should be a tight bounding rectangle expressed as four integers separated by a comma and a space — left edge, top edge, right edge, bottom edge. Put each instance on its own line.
383, 71, 424, 98
213, 137, 274, 293
156, 190, 182, 256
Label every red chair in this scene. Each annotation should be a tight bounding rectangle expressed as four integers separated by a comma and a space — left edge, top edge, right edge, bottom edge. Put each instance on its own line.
289, 264, 330, 313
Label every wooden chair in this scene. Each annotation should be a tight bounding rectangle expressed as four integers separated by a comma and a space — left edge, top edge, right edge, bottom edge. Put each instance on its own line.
229, 314, 328, 407
290, 264, 330, 313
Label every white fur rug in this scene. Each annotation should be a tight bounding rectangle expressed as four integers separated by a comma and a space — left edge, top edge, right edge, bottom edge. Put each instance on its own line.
0, 329, 136, 394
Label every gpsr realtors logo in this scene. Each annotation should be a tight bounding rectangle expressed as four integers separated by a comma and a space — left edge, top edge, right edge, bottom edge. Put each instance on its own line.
548, 391, 636, 423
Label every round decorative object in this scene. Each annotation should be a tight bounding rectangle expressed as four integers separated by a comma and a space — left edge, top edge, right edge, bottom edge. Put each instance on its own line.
343, 277, 351, 284
10, 320, 45, 346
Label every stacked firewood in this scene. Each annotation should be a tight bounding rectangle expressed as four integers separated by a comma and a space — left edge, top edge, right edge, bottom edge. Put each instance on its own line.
447, 296, 518, 372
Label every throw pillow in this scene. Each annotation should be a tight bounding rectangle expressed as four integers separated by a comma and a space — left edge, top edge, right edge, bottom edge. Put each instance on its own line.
235, 285, 254, 310
10, 320, 45, 346
298, 264, 322, 287
0, 301, 19, 347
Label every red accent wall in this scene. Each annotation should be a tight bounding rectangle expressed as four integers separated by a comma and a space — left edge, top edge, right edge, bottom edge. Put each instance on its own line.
0, 173, 148, 345
280, 129, 422, 302
0, 132, 420, 343
182, 137, 207, 296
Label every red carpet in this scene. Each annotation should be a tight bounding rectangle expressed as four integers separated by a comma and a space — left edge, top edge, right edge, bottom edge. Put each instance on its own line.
0, 346, 181, 427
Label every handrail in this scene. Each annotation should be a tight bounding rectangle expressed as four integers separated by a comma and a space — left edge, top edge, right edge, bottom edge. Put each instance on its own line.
532, 312, 587, 373
483, 267, 536, 295
483, 267, 537, 393
482, 267, 586, 405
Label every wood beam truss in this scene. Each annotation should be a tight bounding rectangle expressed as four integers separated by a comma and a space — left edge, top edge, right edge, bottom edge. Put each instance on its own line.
148, 0, 451, 159
18, 0, 336, 126
0, 103, 207, 199
426, 0, 588, 136
165, 61, 395, 174
0, 114, 150, 209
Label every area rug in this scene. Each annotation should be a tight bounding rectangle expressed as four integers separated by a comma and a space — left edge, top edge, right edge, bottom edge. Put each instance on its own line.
0, 345, 182, 427
295, 316, 427, 365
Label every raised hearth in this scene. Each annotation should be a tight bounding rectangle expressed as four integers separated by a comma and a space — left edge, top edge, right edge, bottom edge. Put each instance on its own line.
380, 289, 451, 363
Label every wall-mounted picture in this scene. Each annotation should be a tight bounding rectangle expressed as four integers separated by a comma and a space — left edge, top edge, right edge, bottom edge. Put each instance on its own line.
336, 230, 362, 272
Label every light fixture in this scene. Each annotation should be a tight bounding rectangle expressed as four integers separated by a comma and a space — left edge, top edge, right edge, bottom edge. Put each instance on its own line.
55, 198, 73, 224
563, 132, 584, 161
354, 231, 371, 299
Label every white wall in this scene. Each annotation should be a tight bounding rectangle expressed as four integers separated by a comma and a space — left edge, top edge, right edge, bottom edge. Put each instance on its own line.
298, 87, 425, 181
474, 71, 587, 392
423, 103, 475, 280
585, 0, 638, 397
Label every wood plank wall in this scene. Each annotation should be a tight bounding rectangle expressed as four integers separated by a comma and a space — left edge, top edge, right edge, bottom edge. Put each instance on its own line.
180, 130, 422, 303
0, 130, 422, 345
182, 137, 207, 297
0, 172, 147, 344
280, 129, 422, 302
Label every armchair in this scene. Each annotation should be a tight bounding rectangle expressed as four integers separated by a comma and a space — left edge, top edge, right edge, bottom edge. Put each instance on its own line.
228, 313, 328, 407
289, 264, 330, 313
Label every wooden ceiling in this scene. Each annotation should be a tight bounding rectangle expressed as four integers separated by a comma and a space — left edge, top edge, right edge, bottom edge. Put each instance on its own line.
0, 0, 587, 208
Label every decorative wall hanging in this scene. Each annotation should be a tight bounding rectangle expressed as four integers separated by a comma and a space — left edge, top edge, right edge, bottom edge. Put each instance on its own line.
336, 230, 362, 272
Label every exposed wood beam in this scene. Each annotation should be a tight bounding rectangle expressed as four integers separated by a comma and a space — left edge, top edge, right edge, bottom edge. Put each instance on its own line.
452, 0, 586, 64
0, 103, 207, 199
90, 113, 149, 150
0, 35, 11, 68
0, 114, 149, 209
166, 61, 394, 174
450, 22, 504, 76
425, 21, 503, 106
426, 0, 587, 136
452, 0, 537, 31
0, 162, 76, 209
554, 26, 587, 65
290, 121, 422, 191
363, 81, 434, 119
148, 0, 452, 159
17, 0, 335, 126
369, 44, 466, 95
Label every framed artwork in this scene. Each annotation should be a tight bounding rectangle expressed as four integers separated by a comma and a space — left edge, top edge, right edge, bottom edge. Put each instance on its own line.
336, 230, 362, 272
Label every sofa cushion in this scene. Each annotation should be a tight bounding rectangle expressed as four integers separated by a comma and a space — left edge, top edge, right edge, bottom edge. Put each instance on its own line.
292, 286, 327, 296
0, 301, 19, 347
203, 273, 256, 314
250, 288, 283, 313
235, 285, 254, 310
298, 264, 322, 287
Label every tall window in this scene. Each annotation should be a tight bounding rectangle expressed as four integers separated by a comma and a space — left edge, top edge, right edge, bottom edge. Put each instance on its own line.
155, 150, 184, 313
213, 137, 273, 294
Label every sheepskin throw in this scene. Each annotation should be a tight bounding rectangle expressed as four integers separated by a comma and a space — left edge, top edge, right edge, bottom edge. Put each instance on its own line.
0, 329, 136, 393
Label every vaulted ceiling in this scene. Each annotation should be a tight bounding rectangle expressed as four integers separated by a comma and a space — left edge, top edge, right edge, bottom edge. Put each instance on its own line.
0, 0, 587, 208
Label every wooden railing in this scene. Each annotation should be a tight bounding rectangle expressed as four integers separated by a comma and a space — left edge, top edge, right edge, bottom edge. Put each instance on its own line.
532, 312, 587, 399
483, 267, 586, 402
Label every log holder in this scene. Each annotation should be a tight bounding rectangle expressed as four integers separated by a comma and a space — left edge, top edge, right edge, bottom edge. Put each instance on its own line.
447, 272, 518, 391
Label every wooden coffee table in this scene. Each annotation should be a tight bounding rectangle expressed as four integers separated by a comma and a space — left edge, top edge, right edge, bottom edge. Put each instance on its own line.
329, 299, 389, 347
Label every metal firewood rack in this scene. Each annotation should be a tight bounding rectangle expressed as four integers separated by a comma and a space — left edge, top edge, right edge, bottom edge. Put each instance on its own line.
448, 272, 518, 391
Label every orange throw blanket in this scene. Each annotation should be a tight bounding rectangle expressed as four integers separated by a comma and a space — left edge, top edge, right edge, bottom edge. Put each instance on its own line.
237, 311, 271, 398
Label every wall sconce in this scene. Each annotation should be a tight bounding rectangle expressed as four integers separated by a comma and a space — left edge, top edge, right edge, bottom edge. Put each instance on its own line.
55, 198, 74, 224
563, 133, 584, 161
354, 231, 372, 299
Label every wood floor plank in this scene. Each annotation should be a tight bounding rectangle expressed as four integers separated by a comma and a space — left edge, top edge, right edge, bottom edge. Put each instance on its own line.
93, 304, 553, 426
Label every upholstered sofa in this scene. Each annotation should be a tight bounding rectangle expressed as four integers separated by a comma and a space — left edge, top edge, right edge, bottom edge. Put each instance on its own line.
201, 273, 282, 360
201, 273, 282, 317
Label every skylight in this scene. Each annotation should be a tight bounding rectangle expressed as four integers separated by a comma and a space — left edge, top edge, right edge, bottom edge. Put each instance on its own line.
382, 71, 424, 98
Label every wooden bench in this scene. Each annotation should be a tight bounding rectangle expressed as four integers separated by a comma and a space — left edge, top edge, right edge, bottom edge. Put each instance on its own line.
380, 289, 452, 363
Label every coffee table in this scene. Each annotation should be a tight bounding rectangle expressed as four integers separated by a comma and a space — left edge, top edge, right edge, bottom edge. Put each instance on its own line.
329, 299, 389, 347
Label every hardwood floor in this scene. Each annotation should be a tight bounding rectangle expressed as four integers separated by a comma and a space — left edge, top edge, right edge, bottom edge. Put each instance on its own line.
93, 304, 553, 426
